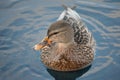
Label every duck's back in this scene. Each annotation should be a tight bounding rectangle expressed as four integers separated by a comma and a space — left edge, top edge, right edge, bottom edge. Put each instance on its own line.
57, 6, 95, 48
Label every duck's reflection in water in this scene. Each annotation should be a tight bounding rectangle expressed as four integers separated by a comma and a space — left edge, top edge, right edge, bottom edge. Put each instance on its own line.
47, 65, 91, 80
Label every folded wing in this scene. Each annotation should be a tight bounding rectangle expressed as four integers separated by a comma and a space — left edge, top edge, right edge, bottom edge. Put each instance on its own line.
57, 5, 95, 48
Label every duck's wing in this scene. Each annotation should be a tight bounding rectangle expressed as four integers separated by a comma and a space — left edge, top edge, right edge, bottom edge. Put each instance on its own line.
57, 5, 95, 47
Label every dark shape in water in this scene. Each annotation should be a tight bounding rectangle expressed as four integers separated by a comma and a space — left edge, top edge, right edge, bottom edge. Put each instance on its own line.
47, 65, 91, 80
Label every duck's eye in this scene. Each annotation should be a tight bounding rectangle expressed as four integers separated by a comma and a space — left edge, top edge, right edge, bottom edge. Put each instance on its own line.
48, 32, 59, 38
53, 32, 59, 35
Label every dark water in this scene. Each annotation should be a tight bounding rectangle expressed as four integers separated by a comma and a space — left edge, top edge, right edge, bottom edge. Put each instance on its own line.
0, 0, 120, 80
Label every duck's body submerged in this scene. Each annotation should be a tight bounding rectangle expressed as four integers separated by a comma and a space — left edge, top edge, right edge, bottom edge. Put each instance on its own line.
34, 6, 95, 71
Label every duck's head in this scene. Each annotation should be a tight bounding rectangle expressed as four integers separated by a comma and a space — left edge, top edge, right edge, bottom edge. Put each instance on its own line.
34, 20, 74, 51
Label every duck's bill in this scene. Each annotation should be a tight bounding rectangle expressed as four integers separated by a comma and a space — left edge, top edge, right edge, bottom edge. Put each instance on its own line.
33, 37, 52, 51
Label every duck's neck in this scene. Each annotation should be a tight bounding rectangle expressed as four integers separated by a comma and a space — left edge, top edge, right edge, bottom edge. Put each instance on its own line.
53, 42, 75, 53
58, 42, 73, 48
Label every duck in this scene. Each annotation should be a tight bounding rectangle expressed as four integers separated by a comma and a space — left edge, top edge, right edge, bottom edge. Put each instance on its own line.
34, 5, 95, 71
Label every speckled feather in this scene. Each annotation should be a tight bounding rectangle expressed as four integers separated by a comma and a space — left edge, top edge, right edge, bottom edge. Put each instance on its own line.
58, 6, 95, 47
41, 44, 94, 71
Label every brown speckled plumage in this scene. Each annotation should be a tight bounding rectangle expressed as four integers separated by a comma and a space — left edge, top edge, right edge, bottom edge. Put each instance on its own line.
35, 6, 95, 71
41, 44, 94, 71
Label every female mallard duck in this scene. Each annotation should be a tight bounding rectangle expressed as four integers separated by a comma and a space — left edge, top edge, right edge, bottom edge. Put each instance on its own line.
34, 5, 95, 71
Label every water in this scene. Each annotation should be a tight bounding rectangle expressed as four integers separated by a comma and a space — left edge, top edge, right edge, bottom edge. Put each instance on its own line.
0, 0, 120, 80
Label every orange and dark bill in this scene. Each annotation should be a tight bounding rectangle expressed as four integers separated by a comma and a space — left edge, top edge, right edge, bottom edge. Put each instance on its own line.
33, 37, 52, 51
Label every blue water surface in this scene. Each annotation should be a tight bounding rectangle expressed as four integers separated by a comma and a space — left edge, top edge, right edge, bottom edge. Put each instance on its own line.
0, 0, 120, 80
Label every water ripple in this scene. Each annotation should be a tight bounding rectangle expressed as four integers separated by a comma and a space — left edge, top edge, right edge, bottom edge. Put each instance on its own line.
82, 56, 113, 77
0, 0, 24, 9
